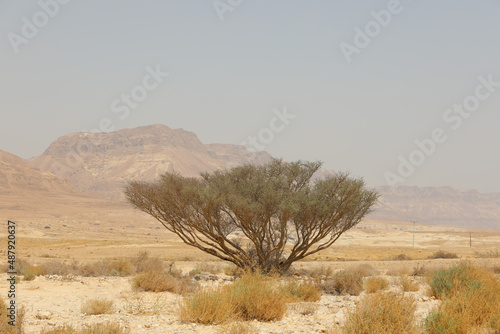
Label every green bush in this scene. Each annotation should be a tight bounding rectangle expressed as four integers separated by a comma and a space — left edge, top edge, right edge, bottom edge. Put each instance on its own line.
425, 263, 500, 334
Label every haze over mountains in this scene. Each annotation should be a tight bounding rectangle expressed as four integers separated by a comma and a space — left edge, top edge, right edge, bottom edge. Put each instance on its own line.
1, 124, 499, 229
30, 124, 272, 200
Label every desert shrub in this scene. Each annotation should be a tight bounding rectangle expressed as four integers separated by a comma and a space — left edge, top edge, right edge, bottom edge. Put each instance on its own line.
221, 321, 256, 334
81, 298, 114, 315
280, 281, 321, 302
425, 263, 500, 334
40, 260, 81, 276
342, 292, 418, 334
40, 321, 129, 334
474, 249, 500, 258
188, 268, 202, 277
410, 265, 428, 276
195, 262, 223, 274
300, 265, 334, 278
364, 277, 389, 293
227, 271, 287, 321
180, 271, 287, 324
21, 266, 44, 281
0, 297, 25, 334
133, 270, 196, 294
428, 262, 484, 299
321, 270, 363, 296
179, 287, 236, 324
386, 267, 408, 276
351, 263, 377, 277
429, 250, 458, 259
224, 265, 239, 276
121, 293, 168, 315
289, 302, 318, 315
77, 258, 134, 277
400, 275, 419, 292
492, 265, 500, 274
388, 253, 412, 261
132, 251, 164, 273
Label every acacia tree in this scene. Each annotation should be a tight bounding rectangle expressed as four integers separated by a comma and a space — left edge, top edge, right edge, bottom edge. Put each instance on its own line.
125, 159, 378, 272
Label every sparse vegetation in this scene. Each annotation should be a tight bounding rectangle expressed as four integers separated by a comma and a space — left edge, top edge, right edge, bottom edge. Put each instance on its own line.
429, 250, 458, 259
40, 321, 129, 334
133, 270, 196, 294
425, 262, 500, 333
387, 253, 413, 261
6, 252, 166, 280
474, 249, 500, 258
290, 302, 319, 316
280, 281, 321, 302
364, 277, 389, 293
21, 266, 43, 281
221, 321, 256, 334
320, 264, 376, 296
351, 263, 377, 277
411, 265, 428, 277
131, 251, 164, 273
400, 275, 420, 292
342, 292, 418, 334
121, 293, 169, 315
321, 271, 363, 296
179, 271, 288, 324
299, 265, 334, 278
126, 159, 378, 273
81, 298, 114, 315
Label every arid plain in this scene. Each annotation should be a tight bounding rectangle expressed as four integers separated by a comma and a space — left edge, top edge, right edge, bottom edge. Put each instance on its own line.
1, 126, 500, 333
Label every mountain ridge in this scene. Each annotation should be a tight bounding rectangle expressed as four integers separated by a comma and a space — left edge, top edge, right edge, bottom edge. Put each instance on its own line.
2, 124, 498, 229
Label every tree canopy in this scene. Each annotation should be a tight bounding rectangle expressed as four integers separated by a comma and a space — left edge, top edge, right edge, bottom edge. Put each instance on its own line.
125, 159, 378, 272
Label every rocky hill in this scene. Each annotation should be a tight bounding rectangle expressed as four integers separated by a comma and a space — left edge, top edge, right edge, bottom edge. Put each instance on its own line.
371, 186, 500, 229
24, 124, 500, 229
0, 149, 76, 194
30, 124, 272, 200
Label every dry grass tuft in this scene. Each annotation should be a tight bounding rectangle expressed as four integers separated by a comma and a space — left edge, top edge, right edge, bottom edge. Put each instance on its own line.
280, 281, 321, 302
121, 292, 169, 315
387, 253, 413, 261
81, 298, 114, 315
474, 249, 500, 258
386, 267, 409, 276
400, 275, 420, 292
364, 277, 389, 293
132, 251, 164, 273
350, 263, 377, 277
221, 321, 256, 334
410, 265, 428, 277
342, 292, 418, 334
425, 262, 500, 334
179, 271, 287, 324
13, 252, 165, 279
21, 266, 44, 281
133, 270, 196, 294
40, 321, 129, 334
321, 271, 363, 296
223, 264, 239, 276
179, 287, 237, 324
429, 250, 458, 259
289, 302, 318, 316
300, 265, 334, 278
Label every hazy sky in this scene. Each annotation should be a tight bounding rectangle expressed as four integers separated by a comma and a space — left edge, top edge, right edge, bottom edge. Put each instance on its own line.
1, 1, 499, 192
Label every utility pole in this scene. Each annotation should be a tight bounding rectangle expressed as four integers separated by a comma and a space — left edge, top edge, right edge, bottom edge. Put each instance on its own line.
411, 220, 417, 248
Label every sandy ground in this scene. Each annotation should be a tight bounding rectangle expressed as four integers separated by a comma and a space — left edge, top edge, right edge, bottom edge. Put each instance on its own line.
1, 258, 498, 334
1, 193, 500, 333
